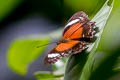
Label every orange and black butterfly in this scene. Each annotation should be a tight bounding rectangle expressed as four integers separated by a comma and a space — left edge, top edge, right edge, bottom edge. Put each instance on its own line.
44, 11, 96, 64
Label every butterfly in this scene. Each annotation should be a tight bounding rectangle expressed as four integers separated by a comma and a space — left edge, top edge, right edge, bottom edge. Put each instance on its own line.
44, 11, 96, 64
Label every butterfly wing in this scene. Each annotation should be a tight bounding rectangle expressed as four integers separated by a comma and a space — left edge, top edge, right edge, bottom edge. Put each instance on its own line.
44, 40, 87, 64
63, 12, 96, 40
44, 11, 96, 64
82, 21, 96, 39
67, 11, 88, 23
63, 22, 83, 40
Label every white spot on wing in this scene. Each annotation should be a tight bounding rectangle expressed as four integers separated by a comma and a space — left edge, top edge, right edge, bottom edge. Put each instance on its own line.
68, 50, 72, 54
83, 34, 85, 37
79, 17, 84, 20
61, 53, 64, 55
48, 53, 60, 58
65, 19, 79, 29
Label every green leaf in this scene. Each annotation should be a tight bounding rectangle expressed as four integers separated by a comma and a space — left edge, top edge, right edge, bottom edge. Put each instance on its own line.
34, 71, 64, 80
64, 0, 114, 80
113, 57, 120, 72
8, 38, 50, 75
64, 52, 89, 80
80, 0, 120, 79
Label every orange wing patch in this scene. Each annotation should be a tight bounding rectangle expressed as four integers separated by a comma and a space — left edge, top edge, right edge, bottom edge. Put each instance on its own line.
63, 22, 83, 40
56, 40, 79, 52
69, 27, 83, 39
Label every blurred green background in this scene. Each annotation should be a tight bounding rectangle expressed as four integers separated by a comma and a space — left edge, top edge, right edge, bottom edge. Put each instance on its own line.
0, 0, 64, 80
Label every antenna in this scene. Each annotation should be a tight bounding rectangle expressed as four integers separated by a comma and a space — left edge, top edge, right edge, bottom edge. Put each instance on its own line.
36, 41, 57, 48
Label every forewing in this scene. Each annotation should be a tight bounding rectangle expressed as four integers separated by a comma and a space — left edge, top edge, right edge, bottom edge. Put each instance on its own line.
44, 40, 88, 64
44, 48, 70, 65
44, 40, 79, 64
67, 11, 88, 23
63, 11, 96, 40
63, 11, 88, 40
63, 22, 83, 40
